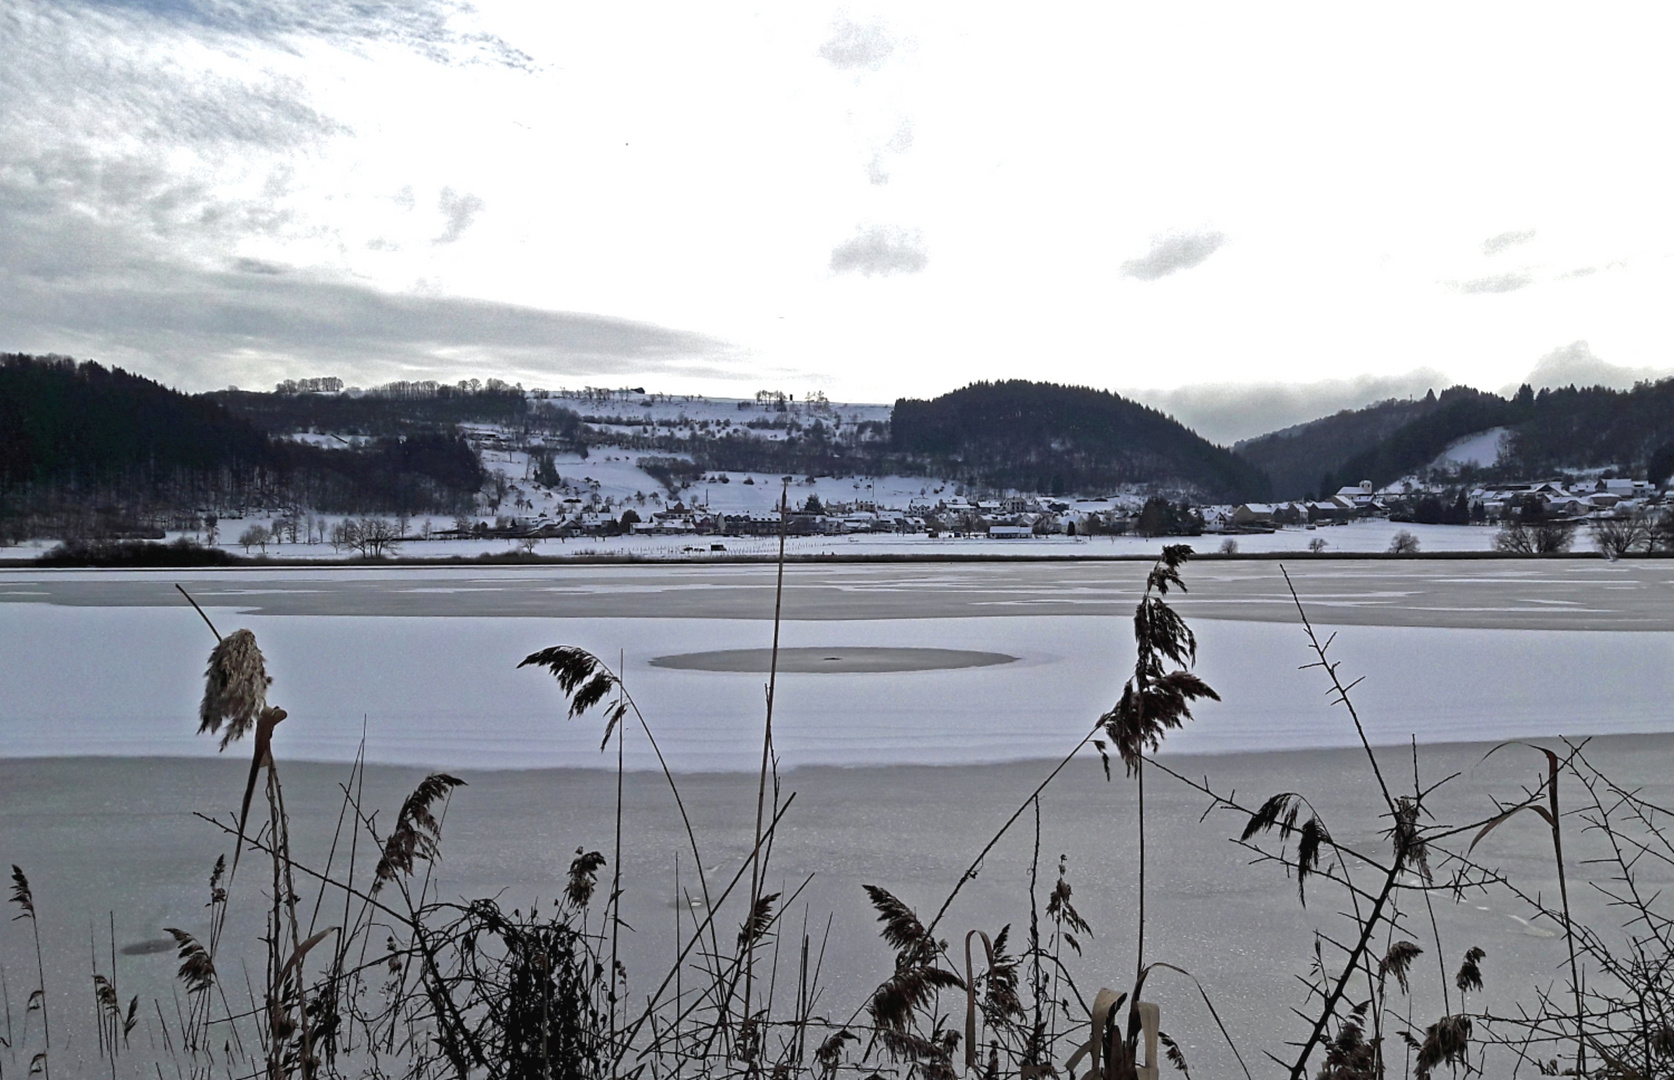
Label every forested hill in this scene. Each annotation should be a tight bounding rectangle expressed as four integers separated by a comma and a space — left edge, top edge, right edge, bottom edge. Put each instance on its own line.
1234, 396, 1438, 500
1237, 387, 1506, 498
0, 355, 485, 523
1236, 379, 1674, 498
890, 380, 1272, 501
1, 354, 270, 491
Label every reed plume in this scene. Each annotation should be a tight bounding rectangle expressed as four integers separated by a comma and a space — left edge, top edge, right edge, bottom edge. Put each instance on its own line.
373, 774, 466, 891
565, 849, 606, 909
198, 628, 271, 750
163, 929, 215, 997
10, 865, 50, 1079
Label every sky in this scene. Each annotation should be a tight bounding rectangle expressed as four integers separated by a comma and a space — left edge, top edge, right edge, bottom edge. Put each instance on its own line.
5, 2, 1674, 442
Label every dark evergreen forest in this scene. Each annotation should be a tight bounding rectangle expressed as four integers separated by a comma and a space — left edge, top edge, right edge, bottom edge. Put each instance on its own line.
890, 380, 1273, 501
0, 355, 487, 539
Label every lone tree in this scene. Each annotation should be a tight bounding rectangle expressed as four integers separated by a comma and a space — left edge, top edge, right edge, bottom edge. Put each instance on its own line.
331, 517, 401, 558
1388, 530, 1420, 555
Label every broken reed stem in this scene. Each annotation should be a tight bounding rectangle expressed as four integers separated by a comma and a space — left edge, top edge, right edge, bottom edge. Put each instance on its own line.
175, 583, 222, 641
614, 795, 798, 1067
923, 723, 1100, 941
1546, 743, 1587, 1077
611, 656, 625, 1058
744, 479, 790, 1032
1134, 752, 1146, 1033
1281, 566, 1396, 817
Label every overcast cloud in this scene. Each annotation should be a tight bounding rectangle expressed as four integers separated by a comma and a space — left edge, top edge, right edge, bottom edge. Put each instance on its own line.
2, 6, 1672, 403
0, 0, 744, 391
1120, 232, 1226, 281
830, 226, 927, 277
1481, 229, 1536, 256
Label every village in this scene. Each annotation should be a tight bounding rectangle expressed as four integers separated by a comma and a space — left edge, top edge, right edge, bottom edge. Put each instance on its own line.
434, 429, 1673, 552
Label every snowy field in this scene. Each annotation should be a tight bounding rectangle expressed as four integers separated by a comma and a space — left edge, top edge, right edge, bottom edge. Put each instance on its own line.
0, 518, 1524, 562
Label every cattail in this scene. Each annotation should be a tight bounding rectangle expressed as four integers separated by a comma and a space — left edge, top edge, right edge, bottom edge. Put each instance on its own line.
198, 629, 271, 750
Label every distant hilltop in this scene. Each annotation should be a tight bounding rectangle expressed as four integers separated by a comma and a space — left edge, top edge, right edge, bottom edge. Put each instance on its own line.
891, 380, 1270, 502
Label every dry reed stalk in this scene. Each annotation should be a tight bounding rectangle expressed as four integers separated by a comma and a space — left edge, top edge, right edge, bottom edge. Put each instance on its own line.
9, 866, 49, 1080
743, 478, 792, 1041
1472, 740, 1586, 1075
518, 646, 725, 981
615, 796, 798, 1066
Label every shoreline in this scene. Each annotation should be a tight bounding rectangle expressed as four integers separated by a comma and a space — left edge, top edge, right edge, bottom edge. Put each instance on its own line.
4, 726, 1666, 772
2, 547, 1645, 570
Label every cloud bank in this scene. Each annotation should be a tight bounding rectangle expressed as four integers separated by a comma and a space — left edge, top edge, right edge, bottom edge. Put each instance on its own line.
1508, 341, 1673, 394
1132, 369, 1455, 446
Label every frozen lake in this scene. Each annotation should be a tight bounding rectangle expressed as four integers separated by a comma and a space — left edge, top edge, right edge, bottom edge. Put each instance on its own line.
1, 559, 1672, 769
3, 559, 1673, 1076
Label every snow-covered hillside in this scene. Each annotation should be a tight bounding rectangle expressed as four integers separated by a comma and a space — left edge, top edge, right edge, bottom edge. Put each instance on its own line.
1430, 427, 1509, 472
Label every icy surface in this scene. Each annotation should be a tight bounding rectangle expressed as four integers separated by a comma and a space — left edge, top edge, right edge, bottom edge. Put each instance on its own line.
2, 602, 1670, 770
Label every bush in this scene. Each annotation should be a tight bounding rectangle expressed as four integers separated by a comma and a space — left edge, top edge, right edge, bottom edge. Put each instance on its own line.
35, 537, 238, 567
1592, 512, 1652, 558
1495, 519, 1575, 554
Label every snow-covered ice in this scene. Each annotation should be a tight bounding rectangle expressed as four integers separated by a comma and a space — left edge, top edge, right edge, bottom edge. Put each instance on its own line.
2, 600, 1669, 770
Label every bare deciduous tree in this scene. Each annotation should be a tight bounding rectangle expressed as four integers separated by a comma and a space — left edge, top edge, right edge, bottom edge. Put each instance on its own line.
1592, 511, 1652, 558
237, 524, 270, 553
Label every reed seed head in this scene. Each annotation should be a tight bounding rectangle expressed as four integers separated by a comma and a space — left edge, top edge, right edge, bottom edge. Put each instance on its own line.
199, 628, 272, 751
